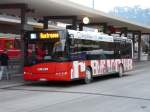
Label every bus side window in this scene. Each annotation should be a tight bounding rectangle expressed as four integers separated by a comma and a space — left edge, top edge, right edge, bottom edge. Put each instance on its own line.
114, 42, 121, 59
100, 53, 106, 59
70, 38, 78, 54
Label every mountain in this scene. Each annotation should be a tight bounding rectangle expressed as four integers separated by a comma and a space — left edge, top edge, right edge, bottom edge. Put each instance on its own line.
109, 6, 150, 25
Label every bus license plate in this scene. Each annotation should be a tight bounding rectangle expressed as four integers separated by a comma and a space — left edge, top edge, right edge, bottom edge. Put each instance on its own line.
39, 78, 47, 81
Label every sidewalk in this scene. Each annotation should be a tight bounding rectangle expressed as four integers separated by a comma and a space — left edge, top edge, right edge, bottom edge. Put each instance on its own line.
133, 60, 150, 69
0, 76, 29, 89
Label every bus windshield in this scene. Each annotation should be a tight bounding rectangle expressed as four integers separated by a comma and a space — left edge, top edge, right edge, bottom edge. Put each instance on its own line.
25, 30, 68, 65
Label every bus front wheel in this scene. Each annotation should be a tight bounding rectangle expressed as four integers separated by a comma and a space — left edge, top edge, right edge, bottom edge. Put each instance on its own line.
84, 67, 92, 84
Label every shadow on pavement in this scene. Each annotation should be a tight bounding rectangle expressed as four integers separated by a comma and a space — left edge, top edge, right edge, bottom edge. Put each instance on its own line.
25, 74, 131, 88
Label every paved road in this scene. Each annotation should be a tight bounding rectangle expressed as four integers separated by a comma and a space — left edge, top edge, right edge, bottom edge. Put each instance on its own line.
0, 62, 150, 112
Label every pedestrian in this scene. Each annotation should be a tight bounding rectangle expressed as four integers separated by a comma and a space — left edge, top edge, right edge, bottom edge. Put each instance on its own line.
0, 49, 10, 80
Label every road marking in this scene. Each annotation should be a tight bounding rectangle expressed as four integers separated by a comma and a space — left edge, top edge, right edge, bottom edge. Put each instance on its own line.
2, 87, 150, 101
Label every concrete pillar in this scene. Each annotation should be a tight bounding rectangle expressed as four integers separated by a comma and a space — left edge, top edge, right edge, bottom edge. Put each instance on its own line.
132, 33, 135, 58
79, 23, 83, 31
148, 34, 150, 60
20, 5, 28, 70
138, 32, 142, 61
72, 16, 77, 30
43, 18, 49, 29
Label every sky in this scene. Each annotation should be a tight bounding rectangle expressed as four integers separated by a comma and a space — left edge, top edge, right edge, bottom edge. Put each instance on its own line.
69, 0, 150, 12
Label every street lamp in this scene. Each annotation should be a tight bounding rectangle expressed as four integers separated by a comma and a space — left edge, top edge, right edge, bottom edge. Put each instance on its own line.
83, 17, 90, 24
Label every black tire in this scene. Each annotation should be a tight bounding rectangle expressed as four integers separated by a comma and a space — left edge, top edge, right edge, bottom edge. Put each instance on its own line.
84, 67, 92, 84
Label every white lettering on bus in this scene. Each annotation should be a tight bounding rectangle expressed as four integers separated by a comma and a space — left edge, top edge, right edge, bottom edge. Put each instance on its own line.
71, 59, 132, 79
71, 61, 85, 79
91, 59, 119, 75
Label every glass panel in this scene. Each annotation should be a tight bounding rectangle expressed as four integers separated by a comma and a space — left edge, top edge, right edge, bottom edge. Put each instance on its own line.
26, 31, 68, 65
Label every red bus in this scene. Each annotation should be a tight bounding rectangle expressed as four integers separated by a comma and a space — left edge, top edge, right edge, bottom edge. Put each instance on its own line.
0, 37, 21, 59
23, 30, 133, 83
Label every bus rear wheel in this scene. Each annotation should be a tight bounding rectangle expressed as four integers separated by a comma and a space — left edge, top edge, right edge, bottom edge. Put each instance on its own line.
84, 67, 92, 84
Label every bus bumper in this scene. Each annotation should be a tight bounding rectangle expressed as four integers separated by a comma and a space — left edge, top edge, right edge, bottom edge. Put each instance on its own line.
23, 72, 71, 81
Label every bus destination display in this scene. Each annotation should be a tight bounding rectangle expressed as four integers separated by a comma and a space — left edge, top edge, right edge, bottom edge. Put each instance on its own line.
29, 32, 60, 40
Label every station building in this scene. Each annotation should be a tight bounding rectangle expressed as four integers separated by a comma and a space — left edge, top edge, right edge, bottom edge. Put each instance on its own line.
0, 0, 150, 78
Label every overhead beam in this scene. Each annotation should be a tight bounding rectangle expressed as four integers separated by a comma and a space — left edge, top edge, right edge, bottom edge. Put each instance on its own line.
0, 3, 34, 13
79, 22, 107, 33
142, 33, 150, 35
127, 30, 141, 34
44, 16, 77, 20
0, 3, 27, 9
80, 22, 107, 26
43, 16, 78, 30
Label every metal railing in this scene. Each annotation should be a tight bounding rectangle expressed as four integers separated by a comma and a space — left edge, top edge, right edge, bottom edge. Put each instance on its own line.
8, 59, 22, 76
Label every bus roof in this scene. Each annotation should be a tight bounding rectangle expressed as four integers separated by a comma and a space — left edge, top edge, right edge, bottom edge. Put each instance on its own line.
68, 30, 114, 42
114, 36, 132, 43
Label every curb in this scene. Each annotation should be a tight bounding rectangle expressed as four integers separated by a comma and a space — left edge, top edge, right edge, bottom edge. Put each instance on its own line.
0, 83, 25, 89
0, 81, 35, 89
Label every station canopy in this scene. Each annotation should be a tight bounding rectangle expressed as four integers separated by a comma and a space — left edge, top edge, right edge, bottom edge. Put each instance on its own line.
0, 0, 150, 33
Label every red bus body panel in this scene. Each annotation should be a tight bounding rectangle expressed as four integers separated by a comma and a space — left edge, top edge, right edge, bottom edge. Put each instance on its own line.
0, 37, 21, 59
24, 62, 73, 81
24, 59, 133, 81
